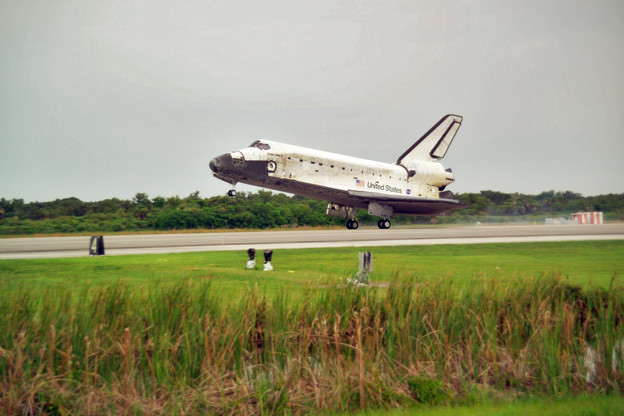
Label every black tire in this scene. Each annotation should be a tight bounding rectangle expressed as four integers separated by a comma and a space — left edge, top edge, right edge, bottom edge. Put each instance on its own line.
378, 219, 391, 229
228, 190, 237, 197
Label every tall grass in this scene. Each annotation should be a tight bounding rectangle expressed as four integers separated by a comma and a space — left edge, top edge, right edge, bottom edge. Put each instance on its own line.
0, 273, 622, 415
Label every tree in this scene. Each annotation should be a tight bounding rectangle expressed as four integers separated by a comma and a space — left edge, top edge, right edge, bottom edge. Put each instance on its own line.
152, 196, 165, 209
133, 193, 151, 206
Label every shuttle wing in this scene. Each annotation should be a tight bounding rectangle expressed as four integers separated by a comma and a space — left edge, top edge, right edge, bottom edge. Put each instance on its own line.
396, 114, 462, 164
348, 189, 468, 215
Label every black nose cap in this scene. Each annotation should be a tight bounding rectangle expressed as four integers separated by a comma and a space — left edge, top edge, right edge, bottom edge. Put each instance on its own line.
209, 157, 219, 173
209, 153, 232, 174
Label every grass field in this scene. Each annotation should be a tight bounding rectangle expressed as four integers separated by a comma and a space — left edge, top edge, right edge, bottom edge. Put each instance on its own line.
339, 394, 624, 416
1, 240, 623, 414
1, 240, 623, 292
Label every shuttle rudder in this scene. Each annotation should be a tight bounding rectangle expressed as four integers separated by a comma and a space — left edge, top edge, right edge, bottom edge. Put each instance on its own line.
396, 114, 463, 164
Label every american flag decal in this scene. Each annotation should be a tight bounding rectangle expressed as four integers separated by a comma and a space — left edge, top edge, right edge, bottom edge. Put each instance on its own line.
356, 180, 365, 187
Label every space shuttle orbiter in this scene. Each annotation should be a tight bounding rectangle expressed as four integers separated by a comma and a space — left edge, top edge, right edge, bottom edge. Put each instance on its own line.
210, 114, 468, 229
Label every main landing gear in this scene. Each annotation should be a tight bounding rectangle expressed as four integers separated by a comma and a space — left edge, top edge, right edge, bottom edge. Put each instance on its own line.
346, 219, 359, 230
227, 189, 237, 197
345, 219, 390, 229
377, 219, 391, 229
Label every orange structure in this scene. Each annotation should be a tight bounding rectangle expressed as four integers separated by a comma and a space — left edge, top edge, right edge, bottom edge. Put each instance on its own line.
570, 212, 603, 224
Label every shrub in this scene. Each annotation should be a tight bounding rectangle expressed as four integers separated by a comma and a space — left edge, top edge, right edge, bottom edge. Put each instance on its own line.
407, 376, 451, 405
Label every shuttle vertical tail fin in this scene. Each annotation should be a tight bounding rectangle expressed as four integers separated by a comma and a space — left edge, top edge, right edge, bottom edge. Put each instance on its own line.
397, 114, 462, 164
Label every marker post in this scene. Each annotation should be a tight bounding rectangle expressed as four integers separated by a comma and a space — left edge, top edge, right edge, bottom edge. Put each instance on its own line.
89, 236, 105, 256
353, 251, 372, 284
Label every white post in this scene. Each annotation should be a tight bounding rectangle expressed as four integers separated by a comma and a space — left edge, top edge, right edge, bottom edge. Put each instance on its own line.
354, 251, 372, 284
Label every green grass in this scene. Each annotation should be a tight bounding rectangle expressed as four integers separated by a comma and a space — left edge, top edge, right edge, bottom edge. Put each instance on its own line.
343, 394, 624, 416
1, 240, 623, 414
1, 240, 623, 294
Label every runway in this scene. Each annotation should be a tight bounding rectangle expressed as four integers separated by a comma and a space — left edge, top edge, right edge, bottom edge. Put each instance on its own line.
1, 223, 623, 259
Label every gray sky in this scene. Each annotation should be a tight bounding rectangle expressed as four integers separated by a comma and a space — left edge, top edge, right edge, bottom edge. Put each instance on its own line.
1, 0, 623, 202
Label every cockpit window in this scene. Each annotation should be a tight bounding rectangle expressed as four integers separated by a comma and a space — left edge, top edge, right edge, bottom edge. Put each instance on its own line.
249, 140, 270, 151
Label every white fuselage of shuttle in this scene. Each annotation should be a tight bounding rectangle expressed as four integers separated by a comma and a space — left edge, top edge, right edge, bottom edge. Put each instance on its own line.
209, 114, 467, 229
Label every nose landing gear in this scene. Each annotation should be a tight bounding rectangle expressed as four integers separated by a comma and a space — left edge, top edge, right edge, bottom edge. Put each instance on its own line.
227, 189, 237, 197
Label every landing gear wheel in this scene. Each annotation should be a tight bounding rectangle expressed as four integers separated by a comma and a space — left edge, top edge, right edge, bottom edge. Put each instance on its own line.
346, 220, 359, 230
377, 219, 391, 229
227, 189, 237, 197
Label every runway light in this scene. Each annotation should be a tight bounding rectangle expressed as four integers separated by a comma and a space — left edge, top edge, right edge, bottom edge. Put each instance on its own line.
263, 250, 273, 272
246, 248, 256, 269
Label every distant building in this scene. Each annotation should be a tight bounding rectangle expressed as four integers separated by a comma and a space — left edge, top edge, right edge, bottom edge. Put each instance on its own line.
570, 212, 603, 224
545, 212, 604, 225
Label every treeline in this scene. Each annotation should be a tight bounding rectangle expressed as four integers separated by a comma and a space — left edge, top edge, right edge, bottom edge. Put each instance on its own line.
0, 190, 623, 235
0, 191, 341, 235
458, 190, 624, 218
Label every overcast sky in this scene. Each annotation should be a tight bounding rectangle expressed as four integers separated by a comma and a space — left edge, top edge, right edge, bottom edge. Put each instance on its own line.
1, 0, 623, 202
